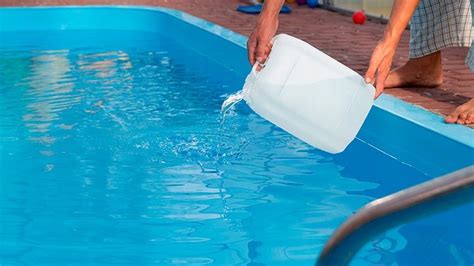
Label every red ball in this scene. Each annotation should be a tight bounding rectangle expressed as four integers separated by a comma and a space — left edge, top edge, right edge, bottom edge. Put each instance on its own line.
352, 10, 366, 25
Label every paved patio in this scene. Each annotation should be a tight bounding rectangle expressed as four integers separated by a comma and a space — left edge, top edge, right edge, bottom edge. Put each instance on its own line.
3, 0, 474, 118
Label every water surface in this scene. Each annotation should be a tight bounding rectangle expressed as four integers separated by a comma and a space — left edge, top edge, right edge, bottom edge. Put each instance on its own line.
0, 30, 472, 265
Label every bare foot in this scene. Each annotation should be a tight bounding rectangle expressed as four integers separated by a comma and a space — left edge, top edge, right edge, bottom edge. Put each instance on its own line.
385, 51, 443, 88
445, 99, 474, 125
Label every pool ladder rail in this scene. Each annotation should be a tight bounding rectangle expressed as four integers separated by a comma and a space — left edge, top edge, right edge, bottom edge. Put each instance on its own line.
316, 166, 474, 266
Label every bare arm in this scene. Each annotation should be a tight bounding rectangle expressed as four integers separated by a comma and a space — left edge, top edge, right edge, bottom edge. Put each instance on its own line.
365, 0, 420, 98
247, 0, 285, 65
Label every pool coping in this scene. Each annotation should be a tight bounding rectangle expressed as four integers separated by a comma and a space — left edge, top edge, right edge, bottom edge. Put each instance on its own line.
1, 5, 473, 148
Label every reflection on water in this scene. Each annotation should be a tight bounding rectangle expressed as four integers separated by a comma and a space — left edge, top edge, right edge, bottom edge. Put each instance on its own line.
0, 30, 471, 265
24, 50, 75, 141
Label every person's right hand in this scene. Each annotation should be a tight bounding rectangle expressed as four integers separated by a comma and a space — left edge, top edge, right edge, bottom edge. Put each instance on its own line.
247, 16, 279, 67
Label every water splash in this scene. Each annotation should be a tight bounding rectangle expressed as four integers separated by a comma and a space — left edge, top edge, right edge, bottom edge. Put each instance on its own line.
220, 90, 244, 119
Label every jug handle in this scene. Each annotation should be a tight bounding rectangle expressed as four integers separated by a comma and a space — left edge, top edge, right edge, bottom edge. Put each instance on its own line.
251, 36, 276, 77
251, 62, 265, 77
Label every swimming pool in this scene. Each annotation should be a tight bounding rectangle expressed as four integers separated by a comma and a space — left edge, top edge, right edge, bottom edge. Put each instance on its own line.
0, 6, 472, 265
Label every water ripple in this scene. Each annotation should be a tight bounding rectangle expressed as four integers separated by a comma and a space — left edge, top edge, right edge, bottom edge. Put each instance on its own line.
0, 30, 459, 265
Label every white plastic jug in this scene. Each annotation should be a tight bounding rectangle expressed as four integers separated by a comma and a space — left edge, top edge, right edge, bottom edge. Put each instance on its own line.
242, 34, 375, 154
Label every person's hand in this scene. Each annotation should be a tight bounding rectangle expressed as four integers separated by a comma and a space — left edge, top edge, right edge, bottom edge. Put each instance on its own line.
364, 37, 399, 99
247, 16, 278, 68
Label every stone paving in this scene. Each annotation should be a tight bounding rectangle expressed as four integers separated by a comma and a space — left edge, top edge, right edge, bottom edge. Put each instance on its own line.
3, 0, 474, 117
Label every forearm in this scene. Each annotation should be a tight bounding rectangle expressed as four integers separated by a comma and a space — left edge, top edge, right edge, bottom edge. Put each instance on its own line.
247, 0, 284, 64
258, 0, 285, 22
384, 0, 420, 43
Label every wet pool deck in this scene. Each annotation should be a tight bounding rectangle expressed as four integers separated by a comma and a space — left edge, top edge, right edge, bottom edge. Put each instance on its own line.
3, 0, 473, 118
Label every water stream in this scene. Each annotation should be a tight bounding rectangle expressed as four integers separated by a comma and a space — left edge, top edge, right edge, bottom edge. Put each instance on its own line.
220, 89, 245, 120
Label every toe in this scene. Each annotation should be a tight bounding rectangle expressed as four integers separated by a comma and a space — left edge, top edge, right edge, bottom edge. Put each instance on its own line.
445, 106, 465, 124
445, 115, 457, 123
465, 112, 474, 125
456, 112, 468, 124
445, 113, 460, 124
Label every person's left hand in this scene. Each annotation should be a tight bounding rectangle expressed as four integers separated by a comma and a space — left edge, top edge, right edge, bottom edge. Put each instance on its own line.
364, 38, 398, 99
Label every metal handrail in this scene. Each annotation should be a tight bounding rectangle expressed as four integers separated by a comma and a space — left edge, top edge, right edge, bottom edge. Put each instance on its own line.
317, 166, 474, 266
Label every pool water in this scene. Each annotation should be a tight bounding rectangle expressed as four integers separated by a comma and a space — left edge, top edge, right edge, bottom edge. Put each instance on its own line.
1, 29, 473, 265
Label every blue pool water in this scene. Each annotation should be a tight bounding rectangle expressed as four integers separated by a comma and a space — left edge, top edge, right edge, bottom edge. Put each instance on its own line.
0, 7, 473, 265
